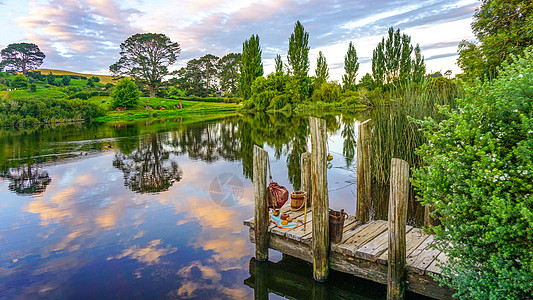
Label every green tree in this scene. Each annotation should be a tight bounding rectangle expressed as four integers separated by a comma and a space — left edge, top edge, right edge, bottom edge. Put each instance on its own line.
342, 41, 359, 91
90, 76, 100, 83
11, 74, 29, 89
110, 33, 181, 97
457, 0, 533, 81
275, 54, 283, 74
358, 73, 375, 90
314, 51, 329, 89
0, 43, 45, 76
217, 53, 241, 94
87, 78, 94, 87
61, 75, 71, 86
111, 78, 141, 108
411, 44, 426, 83
29, 84, 36, 92
372, 27, 415, 86
239, 34, 263, 99
198, 54, 219, 92
287, 20, 310, 101
413, 50, 533, 299
178, 58, 208, 97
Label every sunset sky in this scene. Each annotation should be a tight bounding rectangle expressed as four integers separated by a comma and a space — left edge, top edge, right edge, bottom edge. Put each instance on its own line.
0, 0, 480, 81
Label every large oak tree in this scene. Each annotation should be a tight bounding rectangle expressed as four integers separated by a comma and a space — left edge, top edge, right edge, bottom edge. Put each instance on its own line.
0, 43, 45, 76
110, 33, 181, 97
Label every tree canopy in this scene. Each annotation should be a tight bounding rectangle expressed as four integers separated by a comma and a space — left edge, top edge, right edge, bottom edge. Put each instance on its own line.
287, 20, 310, 101
457, 0, 533, 81
0, 43, 45, 76
314, 51, 329, 88
217, 53, 241, 95
342, 41, 359, 91
109, 33, 181, 97
239, 34, 263, 99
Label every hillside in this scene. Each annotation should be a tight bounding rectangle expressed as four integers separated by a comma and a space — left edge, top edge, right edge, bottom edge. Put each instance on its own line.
36, 69, 117, 85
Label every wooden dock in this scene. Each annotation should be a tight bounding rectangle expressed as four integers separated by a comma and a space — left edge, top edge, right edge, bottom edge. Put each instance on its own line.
244, 205, 453, 299
246, 117, 454, 299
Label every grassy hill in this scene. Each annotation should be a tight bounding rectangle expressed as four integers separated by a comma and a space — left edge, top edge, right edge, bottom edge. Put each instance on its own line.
36, 69, 117, 85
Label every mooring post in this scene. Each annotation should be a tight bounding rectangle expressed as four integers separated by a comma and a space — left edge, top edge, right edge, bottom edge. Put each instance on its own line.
254, 260, 269, 300
356, 119, 371, 223
253, 145, 269, 262
387, 158, 410, 300
300, 152, 312, 204
309, 117, 329, 282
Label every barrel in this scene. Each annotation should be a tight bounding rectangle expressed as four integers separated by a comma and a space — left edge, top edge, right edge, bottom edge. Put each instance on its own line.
329, 209, 346, 243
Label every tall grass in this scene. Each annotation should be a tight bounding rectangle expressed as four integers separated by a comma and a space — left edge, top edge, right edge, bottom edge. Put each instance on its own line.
369, 77, 462, 185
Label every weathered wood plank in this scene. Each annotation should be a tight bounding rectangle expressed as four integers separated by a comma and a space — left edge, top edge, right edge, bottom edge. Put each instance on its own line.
426, 249, 448, 275
387, 158, 410, 299
309, 117, 330, 282
285, 210, 313, 242
406, 235, 441, 274
378, 227, 430, 265
253, 145, 269, 261
357, 226, 413, 262
356, 119, 372, 223
331, 219, 363, 252
270, 208, 309, 236
337, 221, 388, 256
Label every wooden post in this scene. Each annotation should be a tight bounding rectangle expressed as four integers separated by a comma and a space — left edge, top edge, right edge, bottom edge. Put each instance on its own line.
253, 145, 269, 262
301, 152, 312, 204
309, 117, 329, 282
424, 204, 439, 229
387, 158, 410, 300
357, 119, 371, 223
254, 260, 269, 300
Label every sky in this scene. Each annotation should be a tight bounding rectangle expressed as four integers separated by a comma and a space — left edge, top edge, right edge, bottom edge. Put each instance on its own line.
0, 0, 480, 81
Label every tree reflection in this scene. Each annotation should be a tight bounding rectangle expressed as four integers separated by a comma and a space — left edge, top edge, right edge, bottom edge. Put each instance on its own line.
0, 163, 51, 195
113, 133, 183, 193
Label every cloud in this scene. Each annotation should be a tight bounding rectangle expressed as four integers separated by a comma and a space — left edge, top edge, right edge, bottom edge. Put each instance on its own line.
107, 239, 177, 265
15, 0, 142, 72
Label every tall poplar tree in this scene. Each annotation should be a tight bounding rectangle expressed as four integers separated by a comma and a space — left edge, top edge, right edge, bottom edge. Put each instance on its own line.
371, 27, 416, 86
412, 44, 426, 83
342, 41, 359, 91
275, 54, 283, 74
287, 20, 310, 100
314, 51, 329, 88
239, 34, 263, 99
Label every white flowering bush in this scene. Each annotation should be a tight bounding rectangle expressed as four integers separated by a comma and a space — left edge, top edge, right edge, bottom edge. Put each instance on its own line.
413, 49, 533, 299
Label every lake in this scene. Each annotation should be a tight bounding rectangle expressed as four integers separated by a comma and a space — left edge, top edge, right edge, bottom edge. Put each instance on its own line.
0, 113, 429, 299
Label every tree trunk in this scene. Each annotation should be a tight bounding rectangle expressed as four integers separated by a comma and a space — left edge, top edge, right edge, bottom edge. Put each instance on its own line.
149, 85, 156, 98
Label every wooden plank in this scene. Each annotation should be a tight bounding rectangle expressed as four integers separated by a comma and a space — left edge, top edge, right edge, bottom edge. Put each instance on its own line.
378, 227, 430, 264
357, 226, 413, 262
336, 220, 388, 256
248, 228, 455, 299
285, 210, 313, 242
331, 219, 363, 252
406, 235, 441, 274
246, 204, 293, 230
426, 250, 448, 276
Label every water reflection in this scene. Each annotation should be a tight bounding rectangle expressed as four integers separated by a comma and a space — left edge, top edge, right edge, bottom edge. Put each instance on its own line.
0, 110, 429, 298
113, 133, 183, 193
0, 163, 51, 195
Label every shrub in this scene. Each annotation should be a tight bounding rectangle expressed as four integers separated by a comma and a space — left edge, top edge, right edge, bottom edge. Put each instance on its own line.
90, 76, 100, 83
111, 78, 140, 108
413, 50, 533, 299
11, 74, 29, 89
61, 76, 71, 86
29, 84, 36, 92
311, 82, 341, 103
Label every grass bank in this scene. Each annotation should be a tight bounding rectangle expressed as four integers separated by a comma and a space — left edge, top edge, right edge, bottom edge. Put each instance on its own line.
90, 97, 240, 122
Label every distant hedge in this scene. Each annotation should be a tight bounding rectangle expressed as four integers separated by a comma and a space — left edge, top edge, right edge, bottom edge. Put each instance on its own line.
169, 95, 241, 103
69, 91, 110, 100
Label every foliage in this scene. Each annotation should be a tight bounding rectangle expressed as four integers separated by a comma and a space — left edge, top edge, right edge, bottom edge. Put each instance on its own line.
358, 73, 375, 90
275, 54, 283, 74
90, 76, 100, 83
0, 43, 45, 75
0, 97, 105, 127
29, 84, 36, 92
198, 54, 219, 91
217, 53, 241, 94
314, 51, 329, 90
11, 74, 29, 89
239, 34, 263, 99
342, 41, 359, 91
311, 82, 340, 103
412, 44, 425, 83
248, 73, 289, 111
413, 50, 533, 299
111, 78, 141, 108
372, 27, 425, 87
457, 0, 533, 81
61, 75, 71, 86
110, 33, 181, 97
287, 20, 310, 101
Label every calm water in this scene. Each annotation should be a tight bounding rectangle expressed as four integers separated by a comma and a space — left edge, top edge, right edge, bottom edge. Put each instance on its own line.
0, 113, 427, 299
